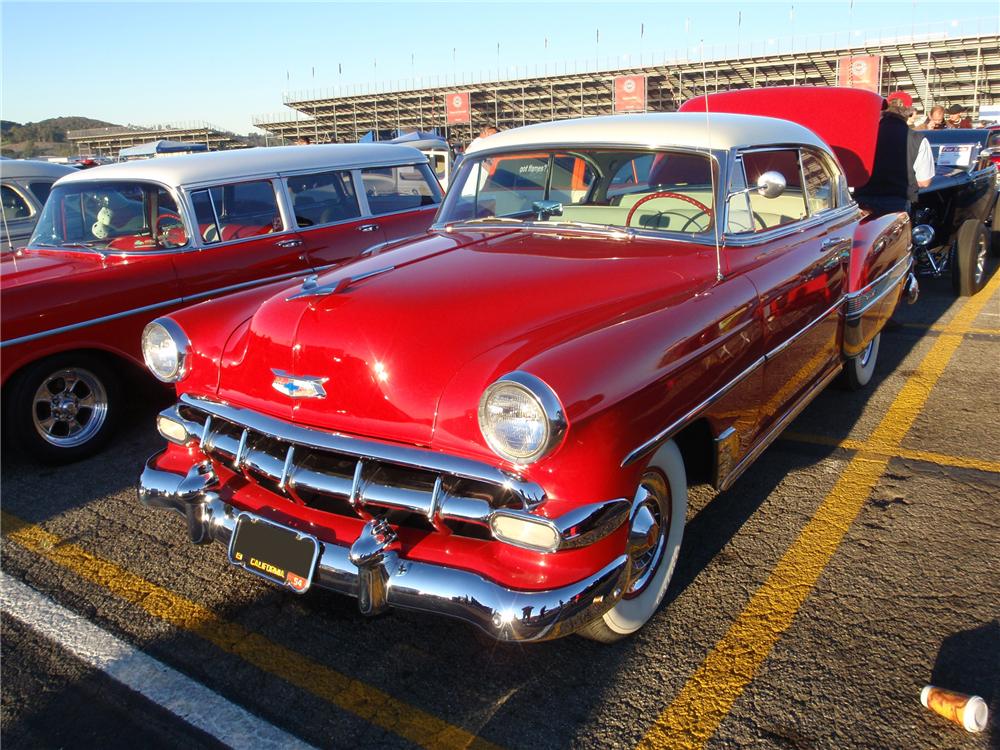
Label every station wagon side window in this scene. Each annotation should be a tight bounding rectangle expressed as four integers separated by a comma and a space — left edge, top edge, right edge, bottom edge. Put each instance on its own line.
360, 164, 442, 216
287, 171, 360, 227
1, 185, 32, 221
737, 149, 808, 232
191, 179, 283, 244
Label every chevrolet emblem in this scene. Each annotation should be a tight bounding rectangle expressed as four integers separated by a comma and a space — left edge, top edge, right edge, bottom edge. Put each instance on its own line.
271, 369, 328, 399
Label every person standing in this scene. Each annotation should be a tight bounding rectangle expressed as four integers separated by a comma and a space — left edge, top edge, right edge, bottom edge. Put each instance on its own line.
926, 106, 947, 130
467, 125, 499, 151
945, 104, 973, 129
855, 92, 935, 215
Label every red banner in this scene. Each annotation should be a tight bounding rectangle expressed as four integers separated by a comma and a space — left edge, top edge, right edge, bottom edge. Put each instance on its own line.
614, 75, 647, 113
837, 55, 883, 94
445, 92, 471, 124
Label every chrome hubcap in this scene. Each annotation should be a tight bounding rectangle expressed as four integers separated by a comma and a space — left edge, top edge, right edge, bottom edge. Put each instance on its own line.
624, 473, 670, 599
32, 367, 108, 448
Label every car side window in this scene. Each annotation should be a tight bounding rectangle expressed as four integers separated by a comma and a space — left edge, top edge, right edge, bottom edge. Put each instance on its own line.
740, 149, 807, 232
27, 181, 54, 205
154, 188, 187, 249
361, 164, 441, 216
1, 185, 32, 221
191, 180, 283, 244
801, 150, 835, 215
287, 170, 360, 227
725, 157, 754, 234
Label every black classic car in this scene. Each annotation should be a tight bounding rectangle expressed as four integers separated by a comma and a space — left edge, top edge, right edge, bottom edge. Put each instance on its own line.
911, 128, 999, 296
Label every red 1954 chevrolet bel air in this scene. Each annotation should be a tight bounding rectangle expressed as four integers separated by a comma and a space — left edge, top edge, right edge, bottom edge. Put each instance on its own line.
138, 89, 917, 642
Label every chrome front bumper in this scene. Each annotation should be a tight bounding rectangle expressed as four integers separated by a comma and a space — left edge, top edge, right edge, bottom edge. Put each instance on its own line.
139, 452, 630, 642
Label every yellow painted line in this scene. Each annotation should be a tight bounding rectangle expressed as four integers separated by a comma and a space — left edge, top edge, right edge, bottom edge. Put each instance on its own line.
900, 322, 1000, 336
0, 511, 500, 750
638, 271, 1000, 750
782, 431, 1000, 474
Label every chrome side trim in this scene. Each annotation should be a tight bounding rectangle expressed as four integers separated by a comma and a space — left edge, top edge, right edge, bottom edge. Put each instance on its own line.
622, 296, 843, 468
139, 452, 630, 642
723, 204, 861, 247
1, 267, 316, 349
717, 363, 843, 491
765, 297, 844, 360
621, 355, 765, 468
844, 255, 912, 320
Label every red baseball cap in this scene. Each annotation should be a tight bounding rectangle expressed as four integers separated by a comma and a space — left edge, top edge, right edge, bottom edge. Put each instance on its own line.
887, 90, 913, 108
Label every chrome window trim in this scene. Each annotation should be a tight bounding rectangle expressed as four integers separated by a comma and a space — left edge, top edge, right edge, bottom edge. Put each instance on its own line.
621, 295, 845, 467
1, 183, 36, 218
184, 178, 291, 250
0, 266, 318, 349
723, 204, 860, 247
357, 164, 443, 219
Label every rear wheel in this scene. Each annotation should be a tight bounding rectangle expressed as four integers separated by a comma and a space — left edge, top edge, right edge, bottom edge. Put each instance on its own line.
4, 353, 121, 464
578, 440, 687, 643
991, 200, 1000, 257
952, 219, 989, 296
840, 333, 880, 391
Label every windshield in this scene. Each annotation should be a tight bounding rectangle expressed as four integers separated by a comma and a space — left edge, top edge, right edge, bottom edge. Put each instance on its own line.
29, 180, 188, 251
438, 148, 717, 235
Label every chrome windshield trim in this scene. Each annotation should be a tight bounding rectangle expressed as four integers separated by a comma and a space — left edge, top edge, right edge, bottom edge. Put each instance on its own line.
0, 267, 315, 349
178, 393, 547, 507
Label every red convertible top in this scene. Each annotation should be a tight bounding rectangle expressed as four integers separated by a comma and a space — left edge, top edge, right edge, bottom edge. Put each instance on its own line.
680, 86, 884, 188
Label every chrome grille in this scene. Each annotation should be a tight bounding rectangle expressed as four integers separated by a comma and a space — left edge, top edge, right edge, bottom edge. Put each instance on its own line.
171, 395, 544, 536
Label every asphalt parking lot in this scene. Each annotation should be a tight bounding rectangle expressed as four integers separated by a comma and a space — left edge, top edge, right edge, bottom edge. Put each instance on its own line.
2, 266, 998, 750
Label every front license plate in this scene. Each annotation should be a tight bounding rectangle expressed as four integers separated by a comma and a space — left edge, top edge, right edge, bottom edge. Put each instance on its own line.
228, 514, 319, 594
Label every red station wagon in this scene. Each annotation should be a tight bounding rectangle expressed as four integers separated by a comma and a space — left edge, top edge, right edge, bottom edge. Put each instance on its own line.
138, 90, 917, 642
1, 144, 442, 462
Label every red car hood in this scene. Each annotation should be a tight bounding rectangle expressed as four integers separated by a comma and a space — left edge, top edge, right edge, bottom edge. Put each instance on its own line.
215, 228, 709, 446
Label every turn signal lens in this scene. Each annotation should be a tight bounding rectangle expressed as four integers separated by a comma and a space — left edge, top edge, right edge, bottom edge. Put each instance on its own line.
156, 414, 188, 444
490, 514, 560, 552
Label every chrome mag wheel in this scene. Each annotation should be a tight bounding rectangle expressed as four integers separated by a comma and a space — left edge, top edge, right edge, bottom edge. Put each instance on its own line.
32, 367, 109, 448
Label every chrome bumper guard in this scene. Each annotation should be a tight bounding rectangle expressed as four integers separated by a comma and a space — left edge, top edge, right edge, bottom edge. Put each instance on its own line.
139, 452, 630, 642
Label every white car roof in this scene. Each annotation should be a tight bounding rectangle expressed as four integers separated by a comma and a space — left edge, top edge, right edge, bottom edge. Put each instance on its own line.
55, 144, 427, 188
0, 159, 78, 180
465, 112, 830, 155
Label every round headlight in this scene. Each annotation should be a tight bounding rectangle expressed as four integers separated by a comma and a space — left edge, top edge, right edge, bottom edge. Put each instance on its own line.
478, 372, 566, 464
912, 223, 935, 248
141, 318, 189, 383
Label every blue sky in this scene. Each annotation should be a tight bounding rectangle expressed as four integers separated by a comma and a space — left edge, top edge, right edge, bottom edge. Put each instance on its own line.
2, 1, 997, 134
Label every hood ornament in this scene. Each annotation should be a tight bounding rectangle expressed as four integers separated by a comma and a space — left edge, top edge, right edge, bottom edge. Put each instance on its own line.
287, 265, 395, 300
271, 369, 328, 399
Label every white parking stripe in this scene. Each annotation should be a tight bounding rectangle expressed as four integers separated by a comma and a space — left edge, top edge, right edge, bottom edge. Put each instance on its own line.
1, 573, 316, 750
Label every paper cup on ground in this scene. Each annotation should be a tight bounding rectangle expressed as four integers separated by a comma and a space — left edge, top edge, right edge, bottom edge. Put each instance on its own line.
921, 685, 989, 732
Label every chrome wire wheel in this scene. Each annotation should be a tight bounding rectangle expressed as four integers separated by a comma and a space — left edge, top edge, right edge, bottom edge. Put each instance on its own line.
623, 473, 670, 600
31, 367, 108, 448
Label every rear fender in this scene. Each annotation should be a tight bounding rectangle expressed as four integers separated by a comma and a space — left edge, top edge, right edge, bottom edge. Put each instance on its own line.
843, 211, 911, 357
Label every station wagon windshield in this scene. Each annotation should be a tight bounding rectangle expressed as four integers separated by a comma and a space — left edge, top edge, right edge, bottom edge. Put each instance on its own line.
30, 181, 188, 251
439, 148, 717, 235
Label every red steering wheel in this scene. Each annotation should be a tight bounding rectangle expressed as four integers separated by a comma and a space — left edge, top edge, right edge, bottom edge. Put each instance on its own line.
625, 191, 714, 230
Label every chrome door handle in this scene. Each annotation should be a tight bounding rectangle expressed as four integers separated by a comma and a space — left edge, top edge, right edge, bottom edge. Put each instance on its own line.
276, 238, 303, 248
358, 224, 379, 233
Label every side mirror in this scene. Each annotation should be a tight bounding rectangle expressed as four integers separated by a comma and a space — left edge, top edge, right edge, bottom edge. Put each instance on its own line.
533, 199, 563, 220
756, 171, 787, 199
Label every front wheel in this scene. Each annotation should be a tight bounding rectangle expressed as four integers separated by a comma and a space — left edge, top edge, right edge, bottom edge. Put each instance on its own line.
840, 332, 881, 391
952, 219, 989, 296
578, 440, 687, 643
4, 353, 121, 464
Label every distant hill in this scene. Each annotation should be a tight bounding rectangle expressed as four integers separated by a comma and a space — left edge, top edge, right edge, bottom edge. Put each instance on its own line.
1, 116, 119, 158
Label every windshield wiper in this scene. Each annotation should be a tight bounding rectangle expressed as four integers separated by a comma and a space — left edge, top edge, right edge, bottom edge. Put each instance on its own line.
455, 217, 524, 225
532, 220, 635, 237
45, 242, 109, 257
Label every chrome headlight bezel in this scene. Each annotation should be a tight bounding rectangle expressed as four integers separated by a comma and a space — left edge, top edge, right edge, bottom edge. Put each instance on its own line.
141, 317, 190, 383
477, 371, 567, 465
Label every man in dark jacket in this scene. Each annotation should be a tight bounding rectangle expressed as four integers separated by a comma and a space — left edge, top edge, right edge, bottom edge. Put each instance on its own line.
854, 91, 935, 215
